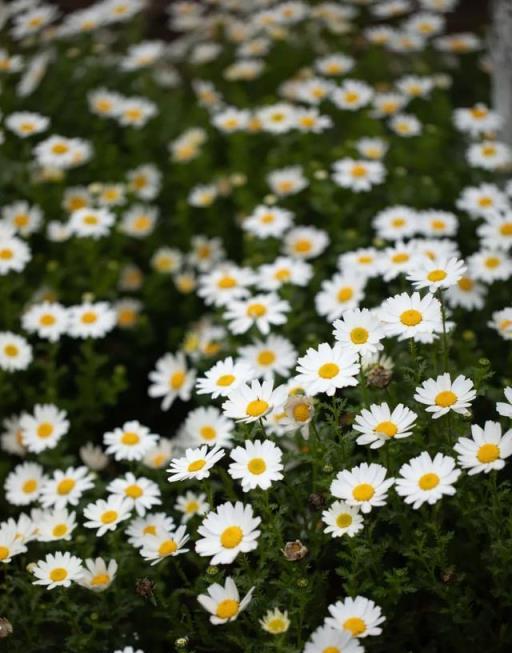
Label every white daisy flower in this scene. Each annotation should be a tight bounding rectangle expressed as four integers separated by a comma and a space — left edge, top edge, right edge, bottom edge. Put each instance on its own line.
198, 264, 254, 307
2, 200, 42, 235
37, 509, 77, 542
103, 420, 159, 461
68, 301, 116, 339
332, 158, 385, 192
69, 207, 115, 239
242, 205, 293, 238
456, 183, 509, 219
395, 451, 461, 508
4, 462, 46, 506
196, 356, 255, 399
228, 439, 284, 492
489, 307, 512, 340
284, 226, 329, 260
239, 335, 297, 380
378, 291, 442, 341
223, 293, 290, 335
77, 558, 118, 592
126, 512, 175, 547
257, 257, 312, 291
0, 332, 32, 371
83, 496, 132, 536
322, 501, 364, 538
414, 373, 476, 419
148, 352, 196, 410
478, 214, 512, 251
373, 205, 418, 241
107, 473, 162, 516
20, 404, 69, 453
222, 379, 288, 423
32, 552, 84, 590
406, 257, 467, 292
325, 595, 385, 637
315, 273, 366, 321
139, 525, 190, 565
196, 501, 261, 565
445, 275, 485, 311
167, 445, 225, 482
267, 166, 308, 197
304, 625, 364, 653
0, 523, 27, 563
39, 466, 95, 509
198, 576, 255, 625
259, 608, 290, 634
332, 308, 384, 356
21, 302, 68, 342
468, 250, 512, 283
0, 232, 31, 275
467, 140, 511, 171
331, 463, 394, 514
353, 402, 417, 449
175, 491, 209, 523
389, 113, 422, 137
295, 343, 360, 397
454, 421, 512, 475
331, 79, 373, 110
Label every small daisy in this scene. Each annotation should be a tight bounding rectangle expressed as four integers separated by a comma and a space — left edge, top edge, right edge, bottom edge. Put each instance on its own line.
414, 373, 476, 419
497, 387, 512, 418
454, 421, 512, 475
83, 496, 132, 536
332, 308, 384, 356
68, 301, 116, 339
0, 332, 32, 371
223, 293, 290, 335
196, 501, 261, 565
326, 595, 385, 637
103, 421, 159, 461
260, 608, 290, 634
107, 473, 161, 516
228, 440, 284, 492
79, 442, 109, 471
457, 183, 509, 220
239, 335, 297, 381
0, 523, 27, 563
489, 307, 512, 340
322, 501, 364, 538
332, 158, 385, 192
330, 463, 394, 513
304, 625, 364, 653
353, 403, 417, 449
175, 491, 209, 523
222, 379, 288, 423
77, 558, 118, 592
20, 404, 69, 454
407, 257, 467, 292
445, 275, 485, 311
32, 552, 83, 590
242, 205, 293, 238
21, 302, 68, 342
395, 451, 461, 508
468, 249, 512, 283
295, 343, 360, 397
373, 205, 418, 241
4, 462, 45, 506
2, 200, 42, 235
467, 140, 511, 171
196, 357, 255, 399
257, 257, 313, 291
378, 291, 442, 341
284, 226, 329, 260
167, 445, 225, 482
126, 512, 176, 547
140, 525, 190, 565
0, 232, 31, 275
148, 352, 196, 410
478, 215, 512, 251
39, 466, 95, 509
315, 273, 366, 321
37, 509, 77, 542
267, 166, 308, 197
280, 394, 315, 436
198, 577, 255, 625
389, 113, 422, 137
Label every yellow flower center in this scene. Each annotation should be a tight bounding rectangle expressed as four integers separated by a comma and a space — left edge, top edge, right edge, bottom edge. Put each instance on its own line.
134, 216, 151, 231
83, 214, 98, 225
500, 223, 512, 236
485, 256, 500, 269
350, 327, 369, 344
49, 568, 68, 582
337, 287, 354, 302
246, 399, 270, 417
482, 145, 496, 157
358, 255, 373, 264
392, 217, 406, 228
143, 524, 157, 535
418, 473, 440, 490
478, 196, 493, 207
471, 107, 488, 119
216, 374, 235, 387
159, 539, 178, 556
435, 390, 457, 407
188, 459, 206, 472
247, 457, 266, 474
121, 431, 140, 445
185, 500, 199, 514
247, 302, 267, 318
477, 443, 500, 463
52, 523, 68, 538
274, 267, 291, 281
392, 253, 409, 264
4, 344, 18, 357
257, 350, 276, 366
57, 478, 76, 495
427, 269, 447, 282
40, 314, 56, 326
277, 180, 294, 193
400, 309, 422, 326
101, 510, 118, 524
199, 426, 216, 441
52, 143, 69, 154
374, 421, 398, 438
125, 484, 143, 498
170, 371, 185, 390
81, 311, 97, 324
431, 219, 446, 230
293, 403, 310, 422
336, 513, 353, 528
323, 648, 341, 653
352, 483, 375, 501
0, 248, 13, 260
218, 275, 237, 289
37, 422, 54, 438
351, 164, 367, 177
318, 363, 339, 379
220, 525, 243, 548
14, 213, 29, 227
344, 617, 366, 636
22, 479, 37, 493
91, 573, 110, 586
458, 277, 474, 291
0, 547, 10, 561
294, 239, 312, 253
216, 599, 239, 619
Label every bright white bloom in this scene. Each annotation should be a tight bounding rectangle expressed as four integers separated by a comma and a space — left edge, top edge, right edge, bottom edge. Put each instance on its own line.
198, 264, 254, 307
295, 343, 360, 397
4, 462, 45, 506
330, 462, 394, 513
453, 103, 502, 136
467, 140, 511, 170
257, 103, 297, 133
0, 231, 31, 275
407, 257, 466, 292
378, 291, 442, 341
0, 332, 32, 371
389, 113, 422, 137
77, 558, 118, 591
322, 501, 364, 538
2, 201, 42, 235
228, 439, 284, 491
353, 403, 417, 449
478, 215, 512, 251
239, 335, 297, 380
107, 473, 161, 516
223, 293, 290, 335
32, 552, 83, 590
456, 183, 509, 219
39, 466, 95, 509
267, 166, 308, 196
175, 491, 209, 523
489, 307, 512, 340
20, 404, 69, 454
167, 445, 225, 482
332, 308, 384, 356
198, 576, 255, 625
196, 357, 255, 399
103, 421, 159, 461
222, 379, 288, 423
83, 496, 132, 536
283, 226, 329, 260
331, 79, 373, 110
315, 273, 366, 321
304, 625, 364, 653
257, 257, 313, 291
181, 406, 235, 448
68, 302, 116, 339
497, 387, 512, 418
0, 523, 27, 563
242, 205, 293, 238
395, 452, 461, 508
373, 205, 418, 241
445, 275, 485, 311
139, 525, 190, 564
126, 512, 175, 547
21, 302, 68, 342
468, 250, 512, 283
69, 207, 115, 239
454, 421, 512, 475
196, 501, 261, 565
148, 352, 196, 410
332, 158, 385, 192
117, 96, 157, 128
326, 595, 385, 637
37, 509, 77, 542
414, 373, 476, 419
